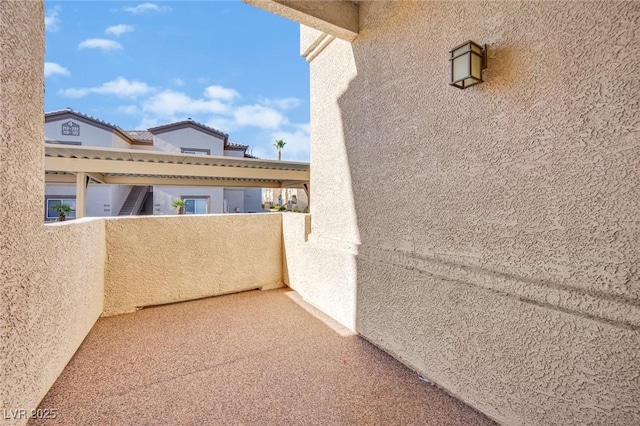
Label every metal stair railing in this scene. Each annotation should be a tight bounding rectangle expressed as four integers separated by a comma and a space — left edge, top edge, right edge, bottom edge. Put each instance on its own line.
118, 186, 150, 216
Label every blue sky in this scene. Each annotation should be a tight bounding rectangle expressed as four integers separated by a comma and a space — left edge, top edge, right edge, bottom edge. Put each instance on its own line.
44, 1, 310, 161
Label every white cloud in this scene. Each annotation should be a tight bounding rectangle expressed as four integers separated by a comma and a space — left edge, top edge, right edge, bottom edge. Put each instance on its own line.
124, 3, 171, 14
268, 127, 310, 161
44, 62, 70, 77
78, 38, 123, 52
102, 85, 308, 160
134, 95, 289, 133
59, 77, 153, 98
205, 117, 239, 133
118, 105, 141, 115
204, 85, 239, 101
135, 116, 162, 130
45, 7, 61, 32
142, 89, 229, 118
233, 105, 287, 129
172, 78, 185, 87
105, 24, 134, 37
261, 97, 302, 110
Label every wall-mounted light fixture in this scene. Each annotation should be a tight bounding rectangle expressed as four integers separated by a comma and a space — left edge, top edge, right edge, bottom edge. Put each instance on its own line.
449, 40, 487, 89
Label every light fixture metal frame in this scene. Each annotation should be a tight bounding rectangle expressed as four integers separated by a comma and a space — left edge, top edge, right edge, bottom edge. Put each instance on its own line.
449, 40, 488, 89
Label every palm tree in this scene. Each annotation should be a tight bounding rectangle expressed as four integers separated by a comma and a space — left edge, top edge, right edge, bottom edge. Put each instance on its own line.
171, 199, 186, 215
51, 203, 74, 221
274, 139, 286, 161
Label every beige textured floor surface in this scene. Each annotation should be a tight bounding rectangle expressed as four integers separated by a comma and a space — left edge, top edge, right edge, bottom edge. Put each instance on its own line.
32, 289, 494, 425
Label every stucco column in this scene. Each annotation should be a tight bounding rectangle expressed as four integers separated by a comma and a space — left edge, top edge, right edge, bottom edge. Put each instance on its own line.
0, 0, 46, 419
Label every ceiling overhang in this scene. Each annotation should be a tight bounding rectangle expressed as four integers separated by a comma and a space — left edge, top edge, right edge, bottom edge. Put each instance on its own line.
242, 0, 359, 41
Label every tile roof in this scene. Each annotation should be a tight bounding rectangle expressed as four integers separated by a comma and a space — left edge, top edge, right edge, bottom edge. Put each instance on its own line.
126, 130, 154, 142
46, 108, 120, 132
148, 119, 229, 141
227, 141, 249, 149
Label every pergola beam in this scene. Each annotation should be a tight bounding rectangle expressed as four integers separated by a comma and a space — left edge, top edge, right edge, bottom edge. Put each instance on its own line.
45, 156, 310, 182
45, 172, 105, 184
280, 180, 307, 188
243, 0, 358, 41
105, 176, 283, 188
45, 174, 75, 184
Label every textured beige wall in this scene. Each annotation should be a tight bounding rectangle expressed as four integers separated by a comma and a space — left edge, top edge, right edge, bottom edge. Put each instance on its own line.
295, 1, 640, 424
282, 213, 357, 329
1, 3, 105, 422
103, 214, 284, 316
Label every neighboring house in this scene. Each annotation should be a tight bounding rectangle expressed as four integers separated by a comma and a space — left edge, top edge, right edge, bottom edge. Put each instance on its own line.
44, 109, 263, 220
45, 109, 147, 220
144, 120, 263, 215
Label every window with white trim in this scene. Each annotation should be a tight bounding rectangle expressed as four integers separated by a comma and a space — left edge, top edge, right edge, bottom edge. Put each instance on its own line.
46, 198, 76, 219
181, 148, 210, 155
183, 197, 208, 214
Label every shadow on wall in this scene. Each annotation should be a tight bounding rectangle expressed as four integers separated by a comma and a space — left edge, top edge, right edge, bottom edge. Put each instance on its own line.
335, 1, 640, 425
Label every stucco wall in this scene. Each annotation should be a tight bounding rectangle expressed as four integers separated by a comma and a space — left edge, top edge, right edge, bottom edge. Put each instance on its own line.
45, 116, 123, 148
224, 149, 244, 158
294, 1, 640, 424
243, 187, 263, 213
153, 126, 224, 155
86, 185, 116, 217
224, 188, 244, 213
153, 186, 224, 215
1, 3, 105, 421
111, 131, 132, 149
103, 214, 284, 316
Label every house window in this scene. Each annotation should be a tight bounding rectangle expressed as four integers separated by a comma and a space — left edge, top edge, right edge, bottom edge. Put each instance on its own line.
46, 198, 76, 219
181, 148, 210, 155
183, 197, 208, 214
46, 140, 82, 146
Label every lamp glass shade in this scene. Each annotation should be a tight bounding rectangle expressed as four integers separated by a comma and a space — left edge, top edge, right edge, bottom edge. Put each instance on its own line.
471, 51, 483, 80
452, 54, 470, 82
462, 77, 481, 88
452, 44, 470, 57
449, 40, 486, 89
470, 43, 483, 55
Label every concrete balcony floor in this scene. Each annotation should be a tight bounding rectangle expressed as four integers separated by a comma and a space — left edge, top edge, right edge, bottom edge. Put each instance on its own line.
32, 289, 494, 425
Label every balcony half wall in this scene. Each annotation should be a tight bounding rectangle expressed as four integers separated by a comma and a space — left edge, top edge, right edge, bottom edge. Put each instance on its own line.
103, 214, 284, 316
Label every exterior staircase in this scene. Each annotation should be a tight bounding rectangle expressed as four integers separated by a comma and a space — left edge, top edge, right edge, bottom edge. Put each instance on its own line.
118, 186, 151, 216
